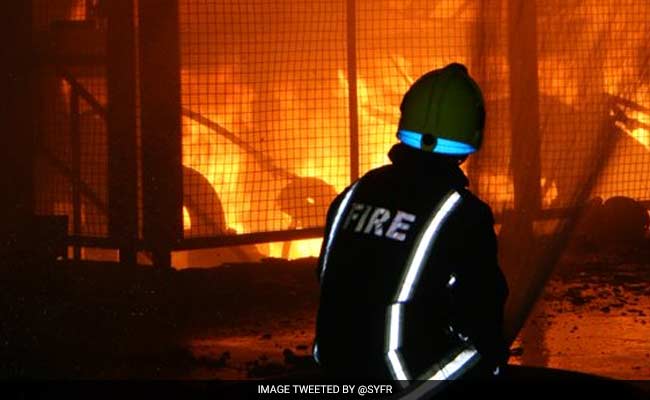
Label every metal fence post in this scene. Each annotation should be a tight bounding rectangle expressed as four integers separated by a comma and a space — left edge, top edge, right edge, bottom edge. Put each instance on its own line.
347, 0, 360, 182
138, 0, 183, 268
468, 0, 496, 192
505, 0, 542, 340
0, 1, 35, 264
70, 89, 82, 261
508, 0, 541, 217
107, 0, 138, 266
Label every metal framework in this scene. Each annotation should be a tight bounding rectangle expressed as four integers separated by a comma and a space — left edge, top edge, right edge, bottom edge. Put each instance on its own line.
27, 0, 650, 270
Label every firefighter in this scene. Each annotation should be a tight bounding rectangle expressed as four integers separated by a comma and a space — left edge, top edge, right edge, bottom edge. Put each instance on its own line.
313, 63, 509, 396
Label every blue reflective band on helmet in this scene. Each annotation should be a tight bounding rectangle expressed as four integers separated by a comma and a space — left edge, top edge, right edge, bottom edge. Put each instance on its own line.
397, 129, 423, 149
397, 129, 476, 155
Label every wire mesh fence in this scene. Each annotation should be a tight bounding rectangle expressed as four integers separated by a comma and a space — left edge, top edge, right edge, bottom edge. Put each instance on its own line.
176, 0, 649, 245
536, 0, 650, 206
178, 0, 350, 243
33, 0, 111, 244
34, 72, 110, 239
30, 0, 650, 266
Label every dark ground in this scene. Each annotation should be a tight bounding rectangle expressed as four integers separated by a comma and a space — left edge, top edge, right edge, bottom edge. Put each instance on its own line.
1, 243, 649, 393
0, 257, 320, 379
513, 244, 650, 382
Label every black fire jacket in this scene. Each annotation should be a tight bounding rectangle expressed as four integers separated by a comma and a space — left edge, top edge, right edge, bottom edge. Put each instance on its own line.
314, 144, 509, 384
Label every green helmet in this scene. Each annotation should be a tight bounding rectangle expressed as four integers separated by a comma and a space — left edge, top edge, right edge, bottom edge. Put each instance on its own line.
397, 63, 485, 155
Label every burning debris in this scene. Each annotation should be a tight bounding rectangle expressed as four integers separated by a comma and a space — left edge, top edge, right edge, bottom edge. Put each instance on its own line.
277, 177, 338, 229
574, 196, 650, 249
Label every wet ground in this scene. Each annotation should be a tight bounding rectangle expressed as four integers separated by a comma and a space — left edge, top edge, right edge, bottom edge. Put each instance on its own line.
1, 245, 649, 384
512, 246, 650, 381
186, 246, 650, 382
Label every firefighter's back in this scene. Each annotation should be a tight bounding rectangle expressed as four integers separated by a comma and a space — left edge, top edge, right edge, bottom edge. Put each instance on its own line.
315, 162, 471, 380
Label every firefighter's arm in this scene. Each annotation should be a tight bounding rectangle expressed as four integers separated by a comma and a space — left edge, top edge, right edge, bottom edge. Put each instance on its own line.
312, 190, 347, 366
451, 201, 510, 368
315, 191, 345, 284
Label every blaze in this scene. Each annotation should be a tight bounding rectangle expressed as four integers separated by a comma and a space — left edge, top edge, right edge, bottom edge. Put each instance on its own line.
183, 206, 191, 230
621, 110, 650, 150
67, 0, 86, 20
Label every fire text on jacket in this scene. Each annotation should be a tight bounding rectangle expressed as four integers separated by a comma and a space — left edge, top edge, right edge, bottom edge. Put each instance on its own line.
342, 203, 416, 241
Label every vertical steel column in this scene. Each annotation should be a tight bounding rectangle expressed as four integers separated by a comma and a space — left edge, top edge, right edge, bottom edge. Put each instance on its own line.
70, 90, 82, 261
138, 0, 183, 268
467, 0, 493, 191
508, 0, 541, 223
505, 0, 542, 341
346, 0, 360, 182
0, 1, 34, 256
107, 0, 138, 265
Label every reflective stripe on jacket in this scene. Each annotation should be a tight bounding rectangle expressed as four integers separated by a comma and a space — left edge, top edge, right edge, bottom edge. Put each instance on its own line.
314, 144, 508, 386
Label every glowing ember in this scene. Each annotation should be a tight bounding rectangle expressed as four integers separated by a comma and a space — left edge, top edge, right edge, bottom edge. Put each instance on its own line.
183, 206, 191, 230
67, 0, 86, 21
268, 238, 323, 260
620, 110, 650, 150
540, 178, 559, 207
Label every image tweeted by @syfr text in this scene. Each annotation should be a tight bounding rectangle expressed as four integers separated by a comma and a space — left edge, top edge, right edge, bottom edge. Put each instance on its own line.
257, 384, 393, 397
